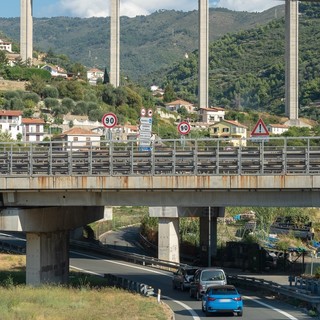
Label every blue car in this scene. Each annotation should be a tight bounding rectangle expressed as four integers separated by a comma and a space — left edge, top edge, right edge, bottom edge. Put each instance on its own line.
201, 285, 243, 317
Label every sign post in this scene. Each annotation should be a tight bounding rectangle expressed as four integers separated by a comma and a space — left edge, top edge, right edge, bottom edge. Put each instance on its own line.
177, 121, 191, 148
102, 112, 117, 141
250, 118, 269, 143
139, 108, 153, 151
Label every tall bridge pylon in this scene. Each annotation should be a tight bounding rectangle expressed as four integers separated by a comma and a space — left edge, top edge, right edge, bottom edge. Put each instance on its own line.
20, 0, 33, 64
285, 0, 299, 124
110, 0, 120, 87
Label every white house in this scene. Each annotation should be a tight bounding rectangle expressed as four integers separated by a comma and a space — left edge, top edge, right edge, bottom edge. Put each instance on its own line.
22, 118, 45, 142
0, 39, 12, 52
199, 107, 225, 123
41, 65, 68, 78
0, 110, 23, 140
87, 68, 104, 85
53, 127, 101, 150
267, 124, 289, 135
92, 124, 139, 141
165, 99, 196, 113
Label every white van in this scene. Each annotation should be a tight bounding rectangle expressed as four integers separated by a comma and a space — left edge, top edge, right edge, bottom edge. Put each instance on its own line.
189, 268, 227, 300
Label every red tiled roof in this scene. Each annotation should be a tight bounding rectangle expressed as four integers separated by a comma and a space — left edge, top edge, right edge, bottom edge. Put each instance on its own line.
0, 110, 23, 116
62, 127, 100, 136
22, 118, 45, 124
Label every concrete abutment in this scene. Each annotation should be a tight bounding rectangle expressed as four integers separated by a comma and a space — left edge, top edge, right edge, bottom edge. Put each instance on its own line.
0, 206, 104, 285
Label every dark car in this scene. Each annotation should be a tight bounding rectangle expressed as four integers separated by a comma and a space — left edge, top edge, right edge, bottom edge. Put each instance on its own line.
190, 268, 227, 300
172, 267, 198, 291
202, 285, 243, 317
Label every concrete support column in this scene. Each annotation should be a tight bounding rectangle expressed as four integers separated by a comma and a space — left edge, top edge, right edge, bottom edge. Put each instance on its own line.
20, 0, 33, 64
110, 0, 120, 87
158, 217, 180, 263
26, 231, 69, 285
198, 0, 209, 108
285, 0, 299, 122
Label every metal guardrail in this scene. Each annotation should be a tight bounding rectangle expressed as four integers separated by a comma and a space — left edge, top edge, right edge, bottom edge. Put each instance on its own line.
71, 240, 320, 307
228, 275, 320, 305
104, 273, 155, 296
0, 240, 26, 254
1, 136, 320, 176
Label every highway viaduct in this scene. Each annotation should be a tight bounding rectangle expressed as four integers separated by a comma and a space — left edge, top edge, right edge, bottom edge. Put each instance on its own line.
1, 137, 320, 284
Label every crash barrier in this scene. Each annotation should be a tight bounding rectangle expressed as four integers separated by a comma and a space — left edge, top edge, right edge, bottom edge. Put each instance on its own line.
289, 275, 320, 295
228, 274, 320, 309
104, 273, 154, 296
71, 239, 187, 272
0, 240, 26, 254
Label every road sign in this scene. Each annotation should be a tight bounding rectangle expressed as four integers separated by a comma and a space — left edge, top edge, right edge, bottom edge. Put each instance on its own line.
102, 113, 117, 129
147, 109, 153, 117
177, 121, 191, 135
140, 108, 146, 117
140, 123, 152, 132
139, 131, 152, 139
140, 117, 153, 125
251, 118, 269, 137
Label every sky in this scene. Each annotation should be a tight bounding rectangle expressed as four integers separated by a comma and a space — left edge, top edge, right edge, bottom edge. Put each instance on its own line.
1, 0, 280, 18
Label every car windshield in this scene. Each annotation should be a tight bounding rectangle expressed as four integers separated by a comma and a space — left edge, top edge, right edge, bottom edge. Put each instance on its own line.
201, 270, 225, 281
209, 288, 237, 295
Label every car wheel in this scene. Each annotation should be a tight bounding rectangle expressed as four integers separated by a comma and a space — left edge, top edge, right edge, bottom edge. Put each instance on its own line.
237, 310, 243, 317
205, 310, 210, 317
180, 283, 184, 291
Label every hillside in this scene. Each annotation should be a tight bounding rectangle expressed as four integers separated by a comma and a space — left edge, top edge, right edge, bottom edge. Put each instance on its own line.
160, 3, 320, 118
0, 6, 284, 81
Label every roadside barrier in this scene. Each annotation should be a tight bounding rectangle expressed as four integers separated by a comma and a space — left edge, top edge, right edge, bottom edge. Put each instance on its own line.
104, 273, 154, 296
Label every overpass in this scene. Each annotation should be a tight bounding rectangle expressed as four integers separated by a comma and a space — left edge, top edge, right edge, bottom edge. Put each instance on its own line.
1, 137, 320, 284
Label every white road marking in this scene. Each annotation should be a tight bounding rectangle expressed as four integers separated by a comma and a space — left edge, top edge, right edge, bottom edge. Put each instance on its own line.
244, 295, 299, 320
71, 251, 301, 320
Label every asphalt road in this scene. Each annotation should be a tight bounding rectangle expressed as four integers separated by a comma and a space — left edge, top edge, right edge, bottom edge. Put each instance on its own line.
70, 250, 313, 320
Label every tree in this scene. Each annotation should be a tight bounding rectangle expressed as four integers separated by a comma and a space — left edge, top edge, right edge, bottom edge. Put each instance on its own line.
103, 67, 110, 84
163, 83, 176, 103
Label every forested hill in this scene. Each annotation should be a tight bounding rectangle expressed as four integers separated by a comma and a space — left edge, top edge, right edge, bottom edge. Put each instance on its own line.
160, 3, 320, 119
0, 6, 284, 81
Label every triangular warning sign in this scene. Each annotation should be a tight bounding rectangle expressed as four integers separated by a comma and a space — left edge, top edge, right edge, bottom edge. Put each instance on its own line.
251, 119, 269, 137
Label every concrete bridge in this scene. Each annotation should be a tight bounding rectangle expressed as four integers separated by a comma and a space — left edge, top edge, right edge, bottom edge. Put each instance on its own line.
0, 137, 320, 284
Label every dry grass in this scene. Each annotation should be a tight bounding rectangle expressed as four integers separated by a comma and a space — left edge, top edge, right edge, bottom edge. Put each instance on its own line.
0, 254, 173, 320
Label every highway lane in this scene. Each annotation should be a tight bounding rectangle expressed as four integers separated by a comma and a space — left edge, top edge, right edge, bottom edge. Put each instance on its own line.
70, 250, 313, 320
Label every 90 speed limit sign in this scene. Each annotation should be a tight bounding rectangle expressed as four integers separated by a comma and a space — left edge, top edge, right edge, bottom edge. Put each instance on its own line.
177, 121, 191, 135
102, 113, 118, 128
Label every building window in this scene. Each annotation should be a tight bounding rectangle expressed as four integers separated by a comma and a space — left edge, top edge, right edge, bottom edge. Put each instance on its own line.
222, 128, 229, 133
73, 137, 78, 142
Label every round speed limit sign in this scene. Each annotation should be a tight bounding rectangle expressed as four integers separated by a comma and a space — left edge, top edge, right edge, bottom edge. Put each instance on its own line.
177, 121, 191, 135
102, 113, 117, 129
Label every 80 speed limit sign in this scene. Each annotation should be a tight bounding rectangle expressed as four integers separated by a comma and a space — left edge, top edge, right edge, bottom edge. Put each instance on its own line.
177, 121, 191, 135
102, 113, 117, 129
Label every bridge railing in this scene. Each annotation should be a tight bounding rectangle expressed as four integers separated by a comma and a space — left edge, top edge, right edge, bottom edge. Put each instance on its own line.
0, 136, 320, 176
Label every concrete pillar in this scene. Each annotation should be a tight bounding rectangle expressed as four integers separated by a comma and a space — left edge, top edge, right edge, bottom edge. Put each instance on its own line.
198, 0, 209, 108
200, 216, 217, 266
285, 0, 299, 122
158, 217, 180, 263
20, 0, 33, 65
110, 0, 120, 87
26, 231, 69, 285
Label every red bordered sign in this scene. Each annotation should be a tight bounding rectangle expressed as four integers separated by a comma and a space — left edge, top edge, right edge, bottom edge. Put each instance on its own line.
177, 121, 191, 135
102, 113, 117, 129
